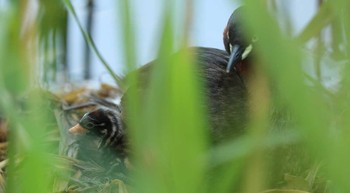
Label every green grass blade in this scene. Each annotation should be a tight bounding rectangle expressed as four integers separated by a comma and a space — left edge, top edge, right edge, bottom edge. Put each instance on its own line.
0, 2, 57, 193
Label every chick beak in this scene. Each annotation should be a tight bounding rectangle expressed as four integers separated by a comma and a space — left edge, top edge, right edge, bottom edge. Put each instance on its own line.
226, 45, 244, 73
69, 124, 88, 134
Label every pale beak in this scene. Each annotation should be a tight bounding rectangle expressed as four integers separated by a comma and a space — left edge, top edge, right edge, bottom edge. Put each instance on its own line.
69, 124, 88, 134
226, 45, 244, 73
226, 44, 253, 73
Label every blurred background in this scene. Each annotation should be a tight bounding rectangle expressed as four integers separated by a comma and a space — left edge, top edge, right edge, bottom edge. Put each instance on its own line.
67, 0, 316, 80
12, 0, 316, 83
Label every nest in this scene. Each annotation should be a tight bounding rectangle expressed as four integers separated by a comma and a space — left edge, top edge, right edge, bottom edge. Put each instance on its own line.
0, 82, 330, 193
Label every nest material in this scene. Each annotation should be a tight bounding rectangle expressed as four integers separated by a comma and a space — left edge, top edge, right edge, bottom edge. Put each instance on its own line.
0, 82, 329, 193
54, 83, 130, 193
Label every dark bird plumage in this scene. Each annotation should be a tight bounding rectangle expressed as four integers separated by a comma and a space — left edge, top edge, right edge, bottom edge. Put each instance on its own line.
70, 47, 248, 154
69, 6, 252, 161
121, 47, 248, 143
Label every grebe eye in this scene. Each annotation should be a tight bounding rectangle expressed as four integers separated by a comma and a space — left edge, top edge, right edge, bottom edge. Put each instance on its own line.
86, 122, 94, 129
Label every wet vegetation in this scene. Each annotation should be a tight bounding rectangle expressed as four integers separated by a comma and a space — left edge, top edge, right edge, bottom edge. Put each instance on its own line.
0, 0, 349, 193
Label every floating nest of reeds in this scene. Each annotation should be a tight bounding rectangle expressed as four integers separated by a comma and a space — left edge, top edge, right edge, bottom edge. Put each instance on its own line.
0, 83, 330, 193
0, 83, 130, 193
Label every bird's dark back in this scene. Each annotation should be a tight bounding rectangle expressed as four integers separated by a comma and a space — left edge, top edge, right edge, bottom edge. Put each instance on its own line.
121, 47, 248, 143
194, 47, 248, 142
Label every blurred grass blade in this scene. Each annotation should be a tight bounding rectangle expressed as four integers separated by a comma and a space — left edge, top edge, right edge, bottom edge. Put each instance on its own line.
126, 2, 208, 193
38, 0, 68, 84
115, 7, 145, 190
322, 1, 350, 192
117, 0, 137, 72
117, 0, 140, 138
0, 2, 26, 192
237, 2, 332, 192
297, 2, 333, 43
244, 1, 330, 151
0, 1, 57, 193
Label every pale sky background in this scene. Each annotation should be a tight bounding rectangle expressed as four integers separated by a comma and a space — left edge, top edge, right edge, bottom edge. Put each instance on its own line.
66, 0, 317, 82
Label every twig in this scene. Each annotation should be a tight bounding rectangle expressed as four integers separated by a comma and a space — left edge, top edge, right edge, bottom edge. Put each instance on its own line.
62, 0, 126, 90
